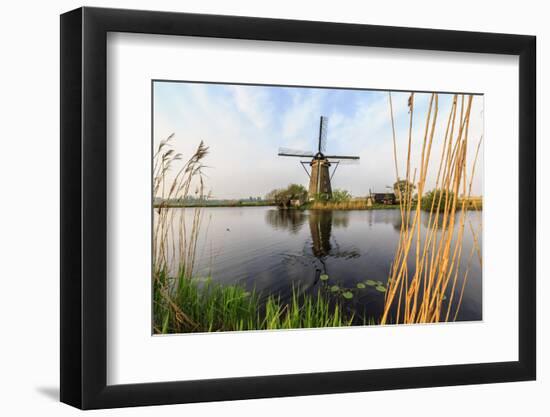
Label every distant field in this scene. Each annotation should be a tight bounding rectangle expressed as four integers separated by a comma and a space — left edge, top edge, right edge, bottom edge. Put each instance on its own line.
309, 200, 398, 210
154, 200, 276, 208
459, 196, 483, 209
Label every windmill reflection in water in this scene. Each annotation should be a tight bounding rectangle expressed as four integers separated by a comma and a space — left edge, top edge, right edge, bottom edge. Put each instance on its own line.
265, 209, 358, 290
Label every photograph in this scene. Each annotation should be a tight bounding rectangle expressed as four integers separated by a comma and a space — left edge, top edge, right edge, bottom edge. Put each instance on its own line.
152, 81, 484, 334
0, 0, 541, 413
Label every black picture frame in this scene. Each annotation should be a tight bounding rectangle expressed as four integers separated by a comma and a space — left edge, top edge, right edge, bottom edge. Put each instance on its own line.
60, 6, 536, 410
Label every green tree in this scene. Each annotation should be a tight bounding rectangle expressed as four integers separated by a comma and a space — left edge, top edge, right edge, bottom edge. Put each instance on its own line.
393, 180, 416, 203
265, 189, 281, 202
286, 184, 308, 201
267, 184, 308, 207
331, 189, 352, 203
421, 189, 456, 212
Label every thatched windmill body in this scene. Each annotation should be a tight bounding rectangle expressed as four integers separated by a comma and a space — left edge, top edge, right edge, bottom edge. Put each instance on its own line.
278, 116, 360, 199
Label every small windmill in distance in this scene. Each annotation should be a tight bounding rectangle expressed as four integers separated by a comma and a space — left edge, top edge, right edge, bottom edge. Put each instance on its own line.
278, 116, 360, 200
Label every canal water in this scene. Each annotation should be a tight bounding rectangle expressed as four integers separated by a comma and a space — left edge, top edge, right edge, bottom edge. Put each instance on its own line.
159, 207, 482, 323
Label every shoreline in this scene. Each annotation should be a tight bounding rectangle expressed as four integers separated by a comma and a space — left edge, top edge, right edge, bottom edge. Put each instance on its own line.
154, 203, 482, 211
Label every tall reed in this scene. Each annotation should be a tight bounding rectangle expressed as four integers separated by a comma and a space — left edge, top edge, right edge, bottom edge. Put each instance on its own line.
381, 93, 483, 324
153, 135, 209, 278
153, 135, 210, 331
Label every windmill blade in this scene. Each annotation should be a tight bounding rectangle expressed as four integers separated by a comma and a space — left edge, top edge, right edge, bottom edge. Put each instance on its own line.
318, 116, 329, 153
330, 158, 360, 165
278, 147, 315, 157
324, 154, 360, 160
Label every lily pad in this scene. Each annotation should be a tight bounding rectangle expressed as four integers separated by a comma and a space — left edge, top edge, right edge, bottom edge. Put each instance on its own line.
377, 280, 384, 286
365, 280, 377, 286
375, 285, 387, 293
330, 285, 340, 292
342, 291, 354, 299
356, 283, 366, 289
320, 274, 329, 281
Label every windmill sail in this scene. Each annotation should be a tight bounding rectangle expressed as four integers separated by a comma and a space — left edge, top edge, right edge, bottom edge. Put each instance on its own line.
278, 147, 315, 157
329, 158, 360, 165
277, 115, 360, 200
324, 154, 360, 160
318, 116, 328, 153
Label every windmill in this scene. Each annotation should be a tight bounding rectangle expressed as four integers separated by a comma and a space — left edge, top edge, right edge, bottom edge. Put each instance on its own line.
278, 116, 360, 199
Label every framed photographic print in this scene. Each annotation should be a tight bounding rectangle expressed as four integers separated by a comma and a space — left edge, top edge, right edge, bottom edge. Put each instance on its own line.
60, 6, 536, 409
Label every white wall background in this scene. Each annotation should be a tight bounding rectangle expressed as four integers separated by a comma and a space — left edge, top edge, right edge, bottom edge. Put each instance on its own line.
0, 0, 545, 415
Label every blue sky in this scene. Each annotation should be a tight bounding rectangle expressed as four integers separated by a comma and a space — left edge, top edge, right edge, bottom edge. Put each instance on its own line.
154, 81, 483, 199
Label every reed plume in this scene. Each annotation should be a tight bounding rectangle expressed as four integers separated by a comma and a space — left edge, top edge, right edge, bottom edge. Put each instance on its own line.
153, 135, 209, 279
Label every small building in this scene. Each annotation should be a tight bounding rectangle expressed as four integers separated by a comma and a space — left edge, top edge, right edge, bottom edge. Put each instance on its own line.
370, 192, 396, 205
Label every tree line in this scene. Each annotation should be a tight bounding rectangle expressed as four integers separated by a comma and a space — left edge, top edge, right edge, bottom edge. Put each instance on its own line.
266, 181, 460, 212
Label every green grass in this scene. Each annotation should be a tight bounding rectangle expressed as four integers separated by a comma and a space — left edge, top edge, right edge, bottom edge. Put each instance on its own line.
153, 272, 359, 334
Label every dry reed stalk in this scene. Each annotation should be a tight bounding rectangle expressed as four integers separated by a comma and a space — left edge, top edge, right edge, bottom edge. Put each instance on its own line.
381, 93, 482, 325
448, 135, 483, 321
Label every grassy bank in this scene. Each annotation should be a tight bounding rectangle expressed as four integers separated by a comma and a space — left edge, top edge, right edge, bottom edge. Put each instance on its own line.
153, 272, 357, 333
304, 199, 480, 211
154, 200, 276, 208
308, 200, 399, 210
458, 197, 483, 210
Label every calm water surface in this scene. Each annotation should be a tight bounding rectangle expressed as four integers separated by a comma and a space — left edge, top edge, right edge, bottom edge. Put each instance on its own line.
160, 207, 482, 323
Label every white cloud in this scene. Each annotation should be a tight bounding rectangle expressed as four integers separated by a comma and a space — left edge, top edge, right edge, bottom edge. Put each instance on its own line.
229, 85, 273, 130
